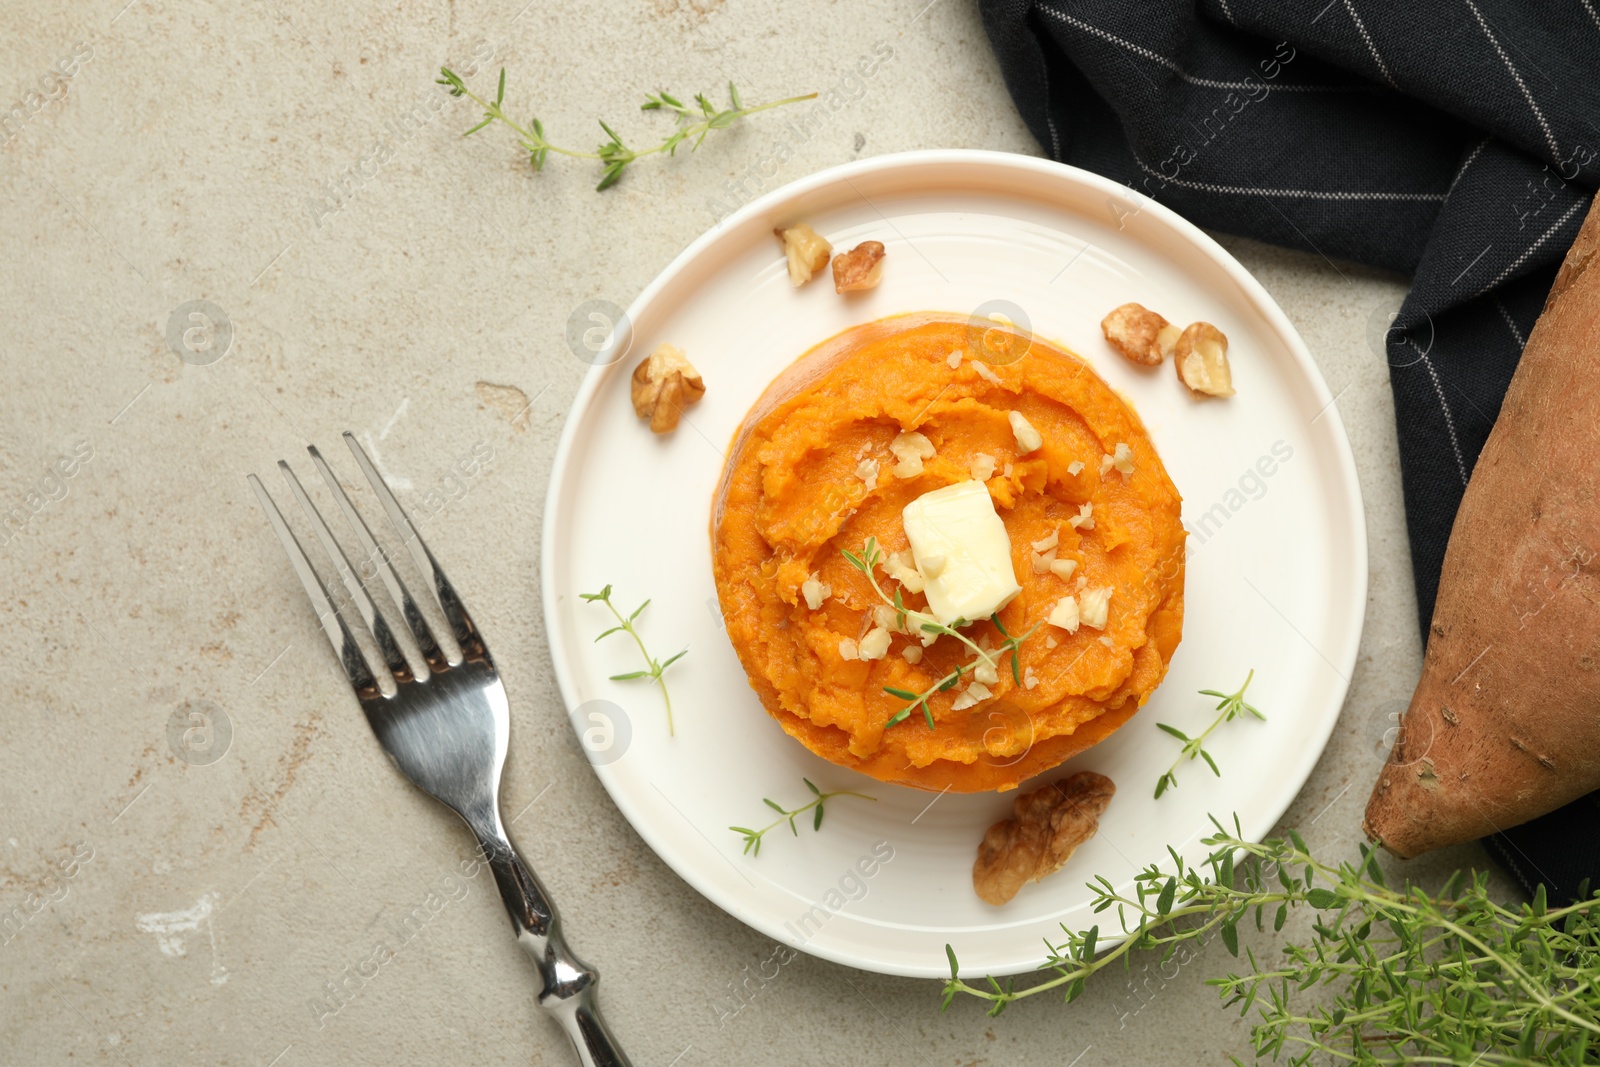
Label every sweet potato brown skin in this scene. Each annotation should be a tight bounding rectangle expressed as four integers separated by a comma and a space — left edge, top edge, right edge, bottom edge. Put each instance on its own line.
1364, 192, 1600, 857
711, 314, 1186, 793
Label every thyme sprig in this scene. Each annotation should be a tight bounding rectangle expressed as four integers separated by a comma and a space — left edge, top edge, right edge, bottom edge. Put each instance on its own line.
841, 537, 1038, 730
1154, 669, 1265, 798
436, 68, 816, 190
943, 815, 1600, 1065
728, 778, 876, 857
580, 584, 686, 735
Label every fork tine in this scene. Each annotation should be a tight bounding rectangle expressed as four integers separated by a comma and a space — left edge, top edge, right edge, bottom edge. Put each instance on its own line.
341, 432, 483, 660
306, 445, 448, 675
277, 459, 416, 685
248, 474, 381, 699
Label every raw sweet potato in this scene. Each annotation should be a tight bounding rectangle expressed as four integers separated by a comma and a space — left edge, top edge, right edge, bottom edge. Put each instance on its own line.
1363, 190, 1600, 857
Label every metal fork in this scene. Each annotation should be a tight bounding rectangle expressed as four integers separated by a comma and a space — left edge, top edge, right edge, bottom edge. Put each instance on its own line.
249, 432, 630, 1067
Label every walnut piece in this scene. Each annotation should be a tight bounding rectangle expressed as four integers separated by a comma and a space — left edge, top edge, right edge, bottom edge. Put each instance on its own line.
1046, 595, 1079, 633
972, 771, 1115, 905
889, 430, 935, 478
1008, 410, 1043, 454
630, 343, 706, 434
884, 550, 927, 595
775, 223, 832, 287
1173, 321, 1235, 397
832, 240, 886, 293
1101, 303, 1181, 366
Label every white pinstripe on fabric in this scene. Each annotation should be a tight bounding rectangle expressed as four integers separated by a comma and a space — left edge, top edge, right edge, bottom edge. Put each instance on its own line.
1132, 156, 1447, 201
1341, 0, 1400, 88
1463, 0, 1561, 159
1446, 137, 1491, 197
1479, 196, 1583, 295
1037, 6, 1379, 92
1493, 296, 1526, 349
1582, 0, 1600, 32
1409, 338, 1473, 488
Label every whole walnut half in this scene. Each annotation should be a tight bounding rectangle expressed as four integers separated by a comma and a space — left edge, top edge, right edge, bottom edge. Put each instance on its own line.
631, 343, 706, 434
1173, 321, 1234, 397
972, 771, 1116, 905
832, 241, 886, 293
775, 223, 833, 287
1101, 302, 1180, 366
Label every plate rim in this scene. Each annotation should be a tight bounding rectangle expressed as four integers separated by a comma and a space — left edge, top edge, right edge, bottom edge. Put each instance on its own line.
539, 148, 1369, 978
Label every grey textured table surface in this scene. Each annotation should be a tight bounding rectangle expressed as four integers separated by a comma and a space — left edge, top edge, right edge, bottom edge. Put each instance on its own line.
0, 1, 1497, 1064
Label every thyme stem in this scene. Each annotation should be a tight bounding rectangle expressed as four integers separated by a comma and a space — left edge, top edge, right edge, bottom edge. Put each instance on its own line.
842, 536, 1038, 730
728, 778, 876, 857
580, 584, 685, 735
437, 68, 816, 190
1153, 669, 1265, 798
942, 815, 1600, 1065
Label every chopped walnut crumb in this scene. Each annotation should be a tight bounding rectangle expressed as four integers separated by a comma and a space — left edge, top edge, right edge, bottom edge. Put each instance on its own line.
801, 572, 831, 610
1079, 586, 1113, 630
1069, 502, 1095, 530
1067, 460, 1084, 476
908, 610, 941, 647
971, 452, 996, 481
1047, 596, 1079, 633
838, 637, 859, 661
1031, 529, 1061, 574
1009, 411, 1043, 454
1049, 558, 1078, 581
832, 240, 886, 293
1098, 443, 1136, 478
946, 348, 964, 369
1101, 303, 1180, 366
901, 644, 923, 664
1174, 322, 1235, 397
858, 626, 891, 660
951, 679, 994, 711
630, 343, 706, 434
1112, 442, 1134, 475
1023, 666, 1039, 690
855, 458, 879, 491
885, 550, 926, 594
775, 223, 832, 287
890, 431, 936, 478
973, 772, 1116, 905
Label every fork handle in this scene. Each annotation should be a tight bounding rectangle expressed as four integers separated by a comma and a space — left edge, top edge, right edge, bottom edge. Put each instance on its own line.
474, 825, 632, 1067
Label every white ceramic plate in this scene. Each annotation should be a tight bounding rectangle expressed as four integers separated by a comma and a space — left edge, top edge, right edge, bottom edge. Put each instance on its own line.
541, 151, 1365, 978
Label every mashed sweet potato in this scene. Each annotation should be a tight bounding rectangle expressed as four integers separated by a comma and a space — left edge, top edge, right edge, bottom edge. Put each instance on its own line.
711, 314, 1185, 793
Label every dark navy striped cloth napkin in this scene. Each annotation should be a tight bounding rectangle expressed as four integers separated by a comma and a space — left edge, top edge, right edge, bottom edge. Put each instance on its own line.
976, 0, 1600, 899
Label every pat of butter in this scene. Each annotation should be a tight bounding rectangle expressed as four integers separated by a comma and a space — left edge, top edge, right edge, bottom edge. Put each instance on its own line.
901, 481, 1022, 626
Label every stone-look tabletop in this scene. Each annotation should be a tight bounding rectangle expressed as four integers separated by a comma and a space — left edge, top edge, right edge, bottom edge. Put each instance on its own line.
0, 1, 1496, 1064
